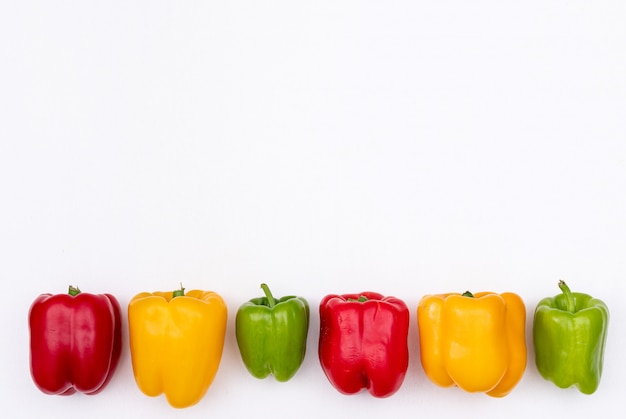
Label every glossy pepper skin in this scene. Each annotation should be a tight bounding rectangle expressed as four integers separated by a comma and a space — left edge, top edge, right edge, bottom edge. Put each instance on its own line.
28, 286, 122, 395
128, 285, 227, 408
533, 280, 609, 394
318, 292, 409, 398
236, 283, 309, 382
417, 291, 526, 397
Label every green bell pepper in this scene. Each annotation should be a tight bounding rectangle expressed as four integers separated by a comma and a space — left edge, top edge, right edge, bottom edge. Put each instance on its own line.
533, 280, 609, 394
235, 283, 309, 382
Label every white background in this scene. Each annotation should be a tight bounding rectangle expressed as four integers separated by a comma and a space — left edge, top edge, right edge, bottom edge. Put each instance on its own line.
1, 1, 625, 418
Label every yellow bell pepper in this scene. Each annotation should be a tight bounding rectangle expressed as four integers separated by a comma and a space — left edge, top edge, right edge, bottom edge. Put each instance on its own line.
128, 286, 227, 408
417, 291, 526, 397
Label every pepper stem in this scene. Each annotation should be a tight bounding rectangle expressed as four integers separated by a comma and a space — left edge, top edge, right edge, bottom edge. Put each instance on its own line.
558, 280, 575, 313
261, 283, 276, 308
68, 285, 81, 296
462, 291, 474, 298
347, 296, 368, 302
172, 283, 185, 298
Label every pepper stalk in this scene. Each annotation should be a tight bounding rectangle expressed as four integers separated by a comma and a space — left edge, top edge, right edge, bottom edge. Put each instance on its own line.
172, 283, 185, 298
260, 283, 276, 307
558, 280, 576, 313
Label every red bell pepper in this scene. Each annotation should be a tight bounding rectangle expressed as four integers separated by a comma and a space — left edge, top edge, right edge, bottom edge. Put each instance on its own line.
318, 292, 409, 398
28, 286, 122, 395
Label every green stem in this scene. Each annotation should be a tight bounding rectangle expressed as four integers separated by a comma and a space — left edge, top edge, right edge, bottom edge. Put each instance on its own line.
172, 283, 185, 298
261, 283, 276, 308
347, 296, 368, 302
68, 285, 81, 296
558, 280, 575, 313
462, 291, 474, 298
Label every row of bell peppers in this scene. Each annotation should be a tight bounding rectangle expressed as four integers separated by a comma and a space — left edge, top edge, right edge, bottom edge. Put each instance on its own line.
28, 281, 609, 408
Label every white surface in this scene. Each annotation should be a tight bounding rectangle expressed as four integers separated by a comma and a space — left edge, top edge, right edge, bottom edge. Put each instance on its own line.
1, 0, 625, 418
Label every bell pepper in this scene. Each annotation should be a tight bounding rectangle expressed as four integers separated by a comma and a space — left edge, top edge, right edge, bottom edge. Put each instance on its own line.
318, 292, 409, 398
28, 286, 122, 395
417, 290, 526, 397
128, 285, 227, 408
236, 283, 309, 382
533, 280, 609, 394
